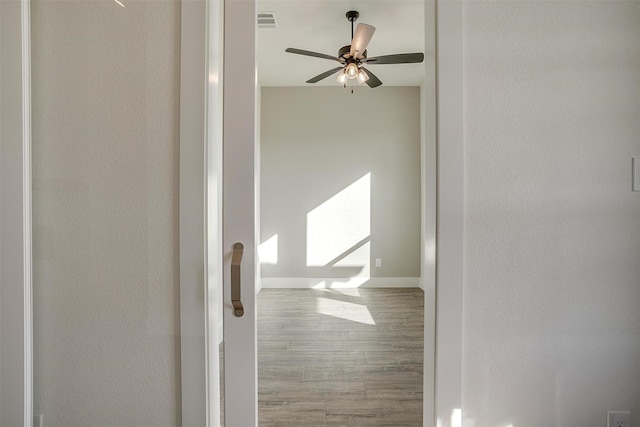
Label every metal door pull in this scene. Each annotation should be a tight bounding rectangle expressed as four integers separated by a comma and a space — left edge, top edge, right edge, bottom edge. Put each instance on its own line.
231, 242, 244, 317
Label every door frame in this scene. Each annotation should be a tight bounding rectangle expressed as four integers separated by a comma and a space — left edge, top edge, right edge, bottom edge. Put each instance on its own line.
0, 0, 463, 425
179, 0, 466, 424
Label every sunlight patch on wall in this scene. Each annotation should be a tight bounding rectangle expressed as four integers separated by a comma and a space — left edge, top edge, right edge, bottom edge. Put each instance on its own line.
426, 237, 436, 265
257, 234, 278, 265
306, 173, 371, 267
334, 241, 370, 272
314, 296, 375, 325
452, 409, 462, 427
437, 408, 464, 427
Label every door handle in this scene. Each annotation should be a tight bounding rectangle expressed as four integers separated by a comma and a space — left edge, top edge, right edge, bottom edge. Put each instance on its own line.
231, 242, 245, 317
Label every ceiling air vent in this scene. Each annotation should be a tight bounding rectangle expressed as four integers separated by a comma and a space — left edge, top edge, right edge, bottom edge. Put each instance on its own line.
257, 12, 276, 29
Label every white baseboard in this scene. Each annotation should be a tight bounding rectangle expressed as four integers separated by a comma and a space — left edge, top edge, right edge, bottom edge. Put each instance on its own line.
260, 277, 421, 289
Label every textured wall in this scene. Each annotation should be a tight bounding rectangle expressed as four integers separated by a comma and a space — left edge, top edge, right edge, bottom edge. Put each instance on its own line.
260, 86, 421, 281
30, 1, 181, 425
462, 1, 640, 426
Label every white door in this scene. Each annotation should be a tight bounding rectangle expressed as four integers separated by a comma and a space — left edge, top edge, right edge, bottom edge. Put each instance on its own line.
182, 0, 259, 424
220, 0, 258, 425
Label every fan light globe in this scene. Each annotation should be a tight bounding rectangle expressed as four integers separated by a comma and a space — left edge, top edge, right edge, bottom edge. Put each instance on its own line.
336, 71, 348, 84
345, 63, 359, 79
357, 69, 369, 85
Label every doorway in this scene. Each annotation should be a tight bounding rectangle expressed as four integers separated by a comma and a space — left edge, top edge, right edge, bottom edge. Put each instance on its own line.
251, 0, 435, 423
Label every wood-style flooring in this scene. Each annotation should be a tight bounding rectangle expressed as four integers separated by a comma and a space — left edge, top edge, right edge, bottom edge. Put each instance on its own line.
257, 288, 424, 426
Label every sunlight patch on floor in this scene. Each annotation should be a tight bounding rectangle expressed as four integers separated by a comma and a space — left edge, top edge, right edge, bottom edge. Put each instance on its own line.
311, 277, 370, 289
314, 296, 375, 325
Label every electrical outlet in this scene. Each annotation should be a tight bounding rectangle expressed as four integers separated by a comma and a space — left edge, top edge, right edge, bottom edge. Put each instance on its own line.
34, 414, 43, 427
375, 258, 382, 268
607, 411, 631, 427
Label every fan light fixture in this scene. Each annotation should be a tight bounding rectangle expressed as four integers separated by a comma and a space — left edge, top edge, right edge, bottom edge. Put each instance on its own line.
336, 72, 348, 84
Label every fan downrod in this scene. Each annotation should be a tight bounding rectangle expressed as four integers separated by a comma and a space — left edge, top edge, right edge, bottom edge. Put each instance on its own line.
346, 10, 359, 39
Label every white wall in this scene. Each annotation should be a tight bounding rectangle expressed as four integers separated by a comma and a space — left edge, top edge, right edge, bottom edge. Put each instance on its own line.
30, 1, 181, 425
13, 1, 640, 425
260, 86, 422, 286
1, 1, 29, 424
462, 1, 640, 426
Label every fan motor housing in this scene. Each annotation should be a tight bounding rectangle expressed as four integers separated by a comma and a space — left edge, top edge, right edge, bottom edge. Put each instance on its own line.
338, 45, 367, 60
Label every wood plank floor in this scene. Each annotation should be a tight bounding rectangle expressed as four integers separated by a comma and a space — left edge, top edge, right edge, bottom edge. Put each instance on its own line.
257, 287, 424, 426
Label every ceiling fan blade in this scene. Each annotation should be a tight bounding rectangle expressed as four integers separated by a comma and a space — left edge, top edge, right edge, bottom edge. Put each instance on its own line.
306, 67, 345, 84
349, 23, 376, 58
363, 52, 425, 65
361, 67, 382, 88
285, 48, 342, 63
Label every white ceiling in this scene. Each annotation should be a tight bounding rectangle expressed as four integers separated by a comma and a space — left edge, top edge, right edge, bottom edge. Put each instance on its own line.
256, 0, 427, 87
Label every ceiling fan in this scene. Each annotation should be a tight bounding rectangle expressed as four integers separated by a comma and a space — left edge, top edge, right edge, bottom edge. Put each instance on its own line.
285, 10, 424, 88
